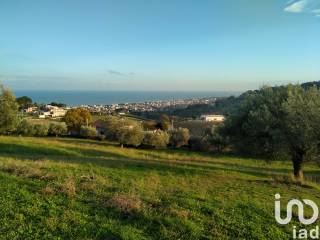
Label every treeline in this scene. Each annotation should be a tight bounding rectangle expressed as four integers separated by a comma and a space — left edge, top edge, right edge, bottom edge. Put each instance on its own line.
16, 95, 66, 110
64, 108, 191, 149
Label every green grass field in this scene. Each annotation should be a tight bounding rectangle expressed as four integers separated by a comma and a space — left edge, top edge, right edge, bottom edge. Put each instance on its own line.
0, 136, 319, 239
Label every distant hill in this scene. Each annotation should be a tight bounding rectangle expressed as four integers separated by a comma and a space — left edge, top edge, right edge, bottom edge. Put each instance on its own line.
168, 81, 320, 118
301, 81, 320, 89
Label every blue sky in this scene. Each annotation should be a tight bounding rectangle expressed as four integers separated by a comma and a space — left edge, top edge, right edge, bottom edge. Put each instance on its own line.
0, 0, 319, 91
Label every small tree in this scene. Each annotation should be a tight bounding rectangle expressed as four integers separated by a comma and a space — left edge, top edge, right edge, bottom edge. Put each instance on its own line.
16, 119, 35, 136
80, 126, 98, 138
223, 85, 320, 181
16, 96, 33, 110
157, 114, 170, 131
0, 86, 20, 135
143, 130, 169, 148
48, 123, 67, 137
33, 124, 49, 137
64, 108, 92, 134
115, 120, 144, 148
188, 136, 210, 152
103, 115, 120, 141
169, 128, 190, 148
205, 126, 229, 153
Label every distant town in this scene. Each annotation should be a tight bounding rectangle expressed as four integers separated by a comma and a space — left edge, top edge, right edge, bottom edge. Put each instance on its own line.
23, 96, 225, 122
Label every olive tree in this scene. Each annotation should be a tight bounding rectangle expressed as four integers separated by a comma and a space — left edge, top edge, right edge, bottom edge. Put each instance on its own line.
143, 130, 169, 148
80, 126, 98, 138
0, 86, 19, 135
48, 123, 68, 137
115, 120, 144, 148
33, 124, 49, 137
169, 128, 190, 148
223, 85, 320, 181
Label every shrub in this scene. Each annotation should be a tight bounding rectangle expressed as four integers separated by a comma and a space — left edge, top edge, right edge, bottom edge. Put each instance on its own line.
33, 124, 49, 137
64, 108, 92, 133
205, 126, 229, 153
115, 121, 144, 147
0, 86, 19, 135
188, 136, 210, 151
48, 123, 67, 137
104, 193, 142, 214
103, 115, 119, 141
16, 119, 35, 136
169, 128, 190, 148
79, 126, 98, 138
143, 130, 169, 148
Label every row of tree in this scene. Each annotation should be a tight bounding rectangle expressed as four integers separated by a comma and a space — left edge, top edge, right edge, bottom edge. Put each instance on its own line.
64, 110, 190, 148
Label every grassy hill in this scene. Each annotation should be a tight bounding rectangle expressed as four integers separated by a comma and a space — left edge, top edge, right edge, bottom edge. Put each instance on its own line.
0, 136, 319, 239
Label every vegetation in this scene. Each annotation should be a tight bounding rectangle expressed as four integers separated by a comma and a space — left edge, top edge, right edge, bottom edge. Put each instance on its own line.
16, 119, 36, 136
33, 124, 49, 137
79, 126, 98, 138
115, 120, 144, 148
0, 136, 319, 239
48, 123, 68, 137
0, 86, 20, 135
175, 120, 215, 137
169, 128, 190, 148
64, 108, 92, 133
142, 130, 169, 148
158, 114, 171, 131
223, 85, 320, 181
16, 96, 33, 109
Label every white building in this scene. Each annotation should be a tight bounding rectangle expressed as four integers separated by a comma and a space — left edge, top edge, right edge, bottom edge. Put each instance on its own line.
38, 105, 66, 118
200, 114, 225, 122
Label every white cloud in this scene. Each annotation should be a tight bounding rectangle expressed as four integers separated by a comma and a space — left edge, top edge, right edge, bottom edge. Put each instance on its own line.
284, 0, 308, 12
284, 0, 320, 16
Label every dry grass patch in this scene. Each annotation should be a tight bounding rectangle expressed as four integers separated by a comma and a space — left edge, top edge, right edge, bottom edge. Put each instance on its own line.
104, 193, 142, 214
42, 185, 56, 195
168, 206, 189, 219
58, 178, 76, 197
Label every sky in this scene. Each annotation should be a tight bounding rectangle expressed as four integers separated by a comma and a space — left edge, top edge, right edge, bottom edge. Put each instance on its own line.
0, 0, 319, 91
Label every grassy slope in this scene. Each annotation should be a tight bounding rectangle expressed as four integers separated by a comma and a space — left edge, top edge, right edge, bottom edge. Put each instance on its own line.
0, 136, 319, 239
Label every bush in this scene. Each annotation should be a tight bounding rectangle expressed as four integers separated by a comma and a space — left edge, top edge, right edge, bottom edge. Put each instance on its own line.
188, 136, 210, 151
103, 115, 119, 141
0, 86, 19, 135
79, 126, 98, 138
169, 128, 190, 148
205, 126, 229, 153
16, 120, 35, 136
143, 130, 169, 148
33, 124, 49, 137
48, 123, 67, 137
64, 108, 92, 133
115, 120, 144, 147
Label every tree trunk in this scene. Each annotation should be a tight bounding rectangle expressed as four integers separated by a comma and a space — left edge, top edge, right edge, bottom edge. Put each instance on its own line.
120, 143, 124, 148
292, 151, 304, 181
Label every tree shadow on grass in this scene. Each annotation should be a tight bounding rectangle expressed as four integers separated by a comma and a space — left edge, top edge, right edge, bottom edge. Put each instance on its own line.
0, 142, 288, 180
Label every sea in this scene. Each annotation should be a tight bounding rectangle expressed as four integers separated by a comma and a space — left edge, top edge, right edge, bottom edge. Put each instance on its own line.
14, 90, 241, 106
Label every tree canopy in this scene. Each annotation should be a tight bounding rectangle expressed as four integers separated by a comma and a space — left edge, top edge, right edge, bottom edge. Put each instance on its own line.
0, 86, 20, 134
16, 96, 33, 109
223, 84, 320, 180
64, 108, 92, 133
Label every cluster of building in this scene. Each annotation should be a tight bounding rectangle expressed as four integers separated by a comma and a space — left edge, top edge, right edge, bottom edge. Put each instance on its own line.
24, 105, 67, 119
81, 97, 217, 114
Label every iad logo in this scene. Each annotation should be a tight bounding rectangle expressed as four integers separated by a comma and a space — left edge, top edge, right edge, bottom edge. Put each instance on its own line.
275, 193, 318, 225
275, 193, 320, 239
